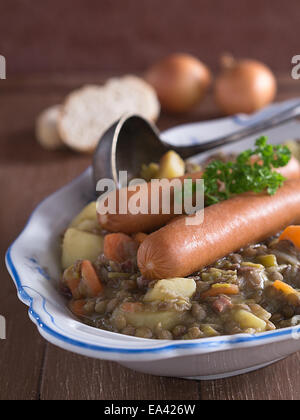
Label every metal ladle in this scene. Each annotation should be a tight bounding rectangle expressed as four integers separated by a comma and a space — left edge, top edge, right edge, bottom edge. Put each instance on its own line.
93, 99, 300, 190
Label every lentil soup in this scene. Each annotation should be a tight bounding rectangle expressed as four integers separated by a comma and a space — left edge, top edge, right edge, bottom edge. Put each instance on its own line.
62, 233, 300, 340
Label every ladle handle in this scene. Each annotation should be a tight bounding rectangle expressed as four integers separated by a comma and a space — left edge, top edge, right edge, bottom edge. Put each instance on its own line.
167, 99, 300, 159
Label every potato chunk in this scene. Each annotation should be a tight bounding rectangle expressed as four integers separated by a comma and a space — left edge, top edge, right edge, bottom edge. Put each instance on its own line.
76, 219, 99, 232
62, 228, 103, 269
232, 309, 267, 332
112, 303, 186, 330
158, 151, 185, 179
69, 202, 97, 228
257, 254, 278, 267
144, 278, 196, 302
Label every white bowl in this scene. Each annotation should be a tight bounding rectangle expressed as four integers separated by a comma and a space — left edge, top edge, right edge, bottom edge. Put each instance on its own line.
6, 110, 300, 380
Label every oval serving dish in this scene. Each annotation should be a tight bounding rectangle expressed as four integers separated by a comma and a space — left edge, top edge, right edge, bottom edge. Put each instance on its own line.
6, 109, 300, 380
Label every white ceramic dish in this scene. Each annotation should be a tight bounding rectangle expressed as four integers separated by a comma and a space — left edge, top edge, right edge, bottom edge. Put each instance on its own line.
6, 110, 300, 380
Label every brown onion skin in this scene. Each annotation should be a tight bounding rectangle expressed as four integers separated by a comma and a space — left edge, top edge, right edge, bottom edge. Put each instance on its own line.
145, 53, 212, 114
214, 58, 277, 115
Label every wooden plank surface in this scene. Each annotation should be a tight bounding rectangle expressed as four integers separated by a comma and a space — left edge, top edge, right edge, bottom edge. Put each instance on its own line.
201, 354, 300, 401
1, 73, 300, 400
40, 346, 200, 401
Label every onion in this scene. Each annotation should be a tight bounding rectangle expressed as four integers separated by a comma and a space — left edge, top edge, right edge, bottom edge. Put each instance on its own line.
145, 53, 212, 113
214, 55, 277, 115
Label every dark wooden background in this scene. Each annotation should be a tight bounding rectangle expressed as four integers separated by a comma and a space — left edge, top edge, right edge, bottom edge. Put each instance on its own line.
0, 0, 300, 75
1, 0, 300, 401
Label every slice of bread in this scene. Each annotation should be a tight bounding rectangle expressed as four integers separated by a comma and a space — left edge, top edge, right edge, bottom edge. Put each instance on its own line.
58, 76, 160, 153
36, 105, 64, 150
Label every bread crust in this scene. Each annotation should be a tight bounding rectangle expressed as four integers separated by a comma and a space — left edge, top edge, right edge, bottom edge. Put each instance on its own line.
36, 105, 64, 150
58, 76, 160, 153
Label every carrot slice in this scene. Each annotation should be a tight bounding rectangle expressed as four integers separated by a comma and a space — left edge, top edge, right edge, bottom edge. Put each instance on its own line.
133, 232, 148, 245
272, 280, 299, 296
81, 260, 103, 297
201, 283, 240, 299
64, 276, 80, 296
279, 225, 300, 249
69, 299, 86, 317
272, 280, 300, 305
63, 265, 81, 297
104, 233, 138, 263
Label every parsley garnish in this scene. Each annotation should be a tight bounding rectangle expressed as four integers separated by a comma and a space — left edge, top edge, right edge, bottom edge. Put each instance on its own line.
203, 137, 291, 206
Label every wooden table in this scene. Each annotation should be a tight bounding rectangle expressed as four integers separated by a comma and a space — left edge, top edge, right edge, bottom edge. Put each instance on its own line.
1, 73, 300, 400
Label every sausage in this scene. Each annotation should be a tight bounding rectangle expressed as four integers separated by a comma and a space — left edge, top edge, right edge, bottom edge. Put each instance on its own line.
98, 156, 300, 235
137, 179, 300, 280
97, 170, 203, 234
275, 155, 300, 179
